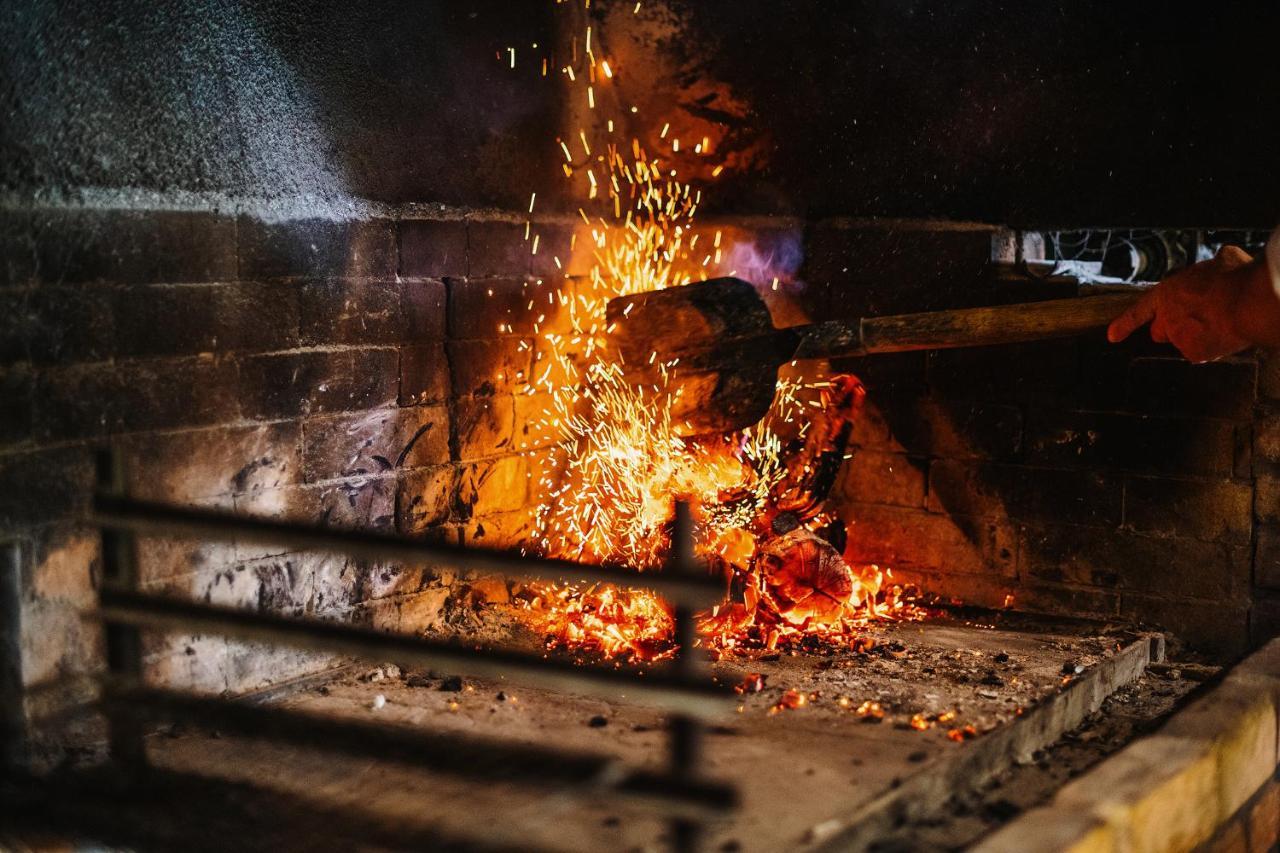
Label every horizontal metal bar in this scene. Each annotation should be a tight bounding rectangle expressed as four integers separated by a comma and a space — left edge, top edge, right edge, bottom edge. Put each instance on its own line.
94, 494, 722, 607
103, 684, 738, 816
95, 588, 732, 718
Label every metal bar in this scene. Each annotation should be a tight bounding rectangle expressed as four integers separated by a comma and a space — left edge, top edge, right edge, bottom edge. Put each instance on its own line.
96, 452, 147, 772
94, 588, 732, 718
94, 493, 723, 607
666, 500, 706, 853
101, 684, 738, 817
1, 541, 27, 775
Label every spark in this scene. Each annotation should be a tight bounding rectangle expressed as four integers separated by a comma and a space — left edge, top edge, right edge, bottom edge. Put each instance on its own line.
472, 0, 920, 663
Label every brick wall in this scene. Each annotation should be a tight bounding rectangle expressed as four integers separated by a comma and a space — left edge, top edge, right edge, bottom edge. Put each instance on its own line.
0, 204, 574, 763
786, 220, 1276, 658
3, 205, 1276, 766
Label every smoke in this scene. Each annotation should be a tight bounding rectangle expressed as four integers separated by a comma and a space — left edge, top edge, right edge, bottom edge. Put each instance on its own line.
722, 229, 805, 290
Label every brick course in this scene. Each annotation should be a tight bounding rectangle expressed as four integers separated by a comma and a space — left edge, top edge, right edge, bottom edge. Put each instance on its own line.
5, 208, 1277, 763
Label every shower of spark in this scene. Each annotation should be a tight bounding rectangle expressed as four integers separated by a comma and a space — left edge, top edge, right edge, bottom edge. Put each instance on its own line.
493, 1, 919, 662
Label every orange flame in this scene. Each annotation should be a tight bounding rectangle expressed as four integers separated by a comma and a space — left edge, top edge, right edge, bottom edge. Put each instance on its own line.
493, 3, 920, 662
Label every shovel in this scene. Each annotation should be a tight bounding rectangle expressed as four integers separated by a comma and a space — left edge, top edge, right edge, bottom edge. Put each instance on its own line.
605, 277, 1141, 435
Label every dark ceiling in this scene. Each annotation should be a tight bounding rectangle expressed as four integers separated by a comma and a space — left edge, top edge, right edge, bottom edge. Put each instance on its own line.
2, 0, 1277, 225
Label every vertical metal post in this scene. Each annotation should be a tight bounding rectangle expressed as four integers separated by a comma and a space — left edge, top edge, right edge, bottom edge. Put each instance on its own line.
0, 541, 27, 775
667, 499, 703, 853
96, 449, 147, 771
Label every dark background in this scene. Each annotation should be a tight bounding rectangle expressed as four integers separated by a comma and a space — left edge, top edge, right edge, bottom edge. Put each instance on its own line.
2, 0, 1277, 225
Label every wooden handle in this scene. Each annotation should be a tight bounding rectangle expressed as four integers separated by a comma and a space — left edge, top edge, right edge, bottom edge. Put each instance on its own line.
794, 292, 1145, 359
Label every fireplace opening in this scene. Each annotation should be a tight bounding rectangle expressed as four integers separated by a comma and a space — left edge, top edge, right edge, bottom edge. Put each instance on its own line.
4, 1, 1280, 851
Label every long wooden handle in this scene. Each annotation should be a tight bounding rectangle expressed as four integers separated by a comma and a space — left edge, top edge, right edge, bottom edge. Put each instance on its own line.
793, 291, 1145, 359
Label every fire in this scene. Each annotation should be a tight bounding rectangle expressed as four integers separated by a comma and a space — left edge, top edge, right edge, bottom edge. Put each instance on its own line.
490, 2, 921, 662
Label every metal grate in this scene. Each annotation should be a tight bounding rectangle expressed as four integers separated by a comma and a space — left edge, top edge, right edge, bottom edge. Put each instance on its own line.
91, 450, 738, 852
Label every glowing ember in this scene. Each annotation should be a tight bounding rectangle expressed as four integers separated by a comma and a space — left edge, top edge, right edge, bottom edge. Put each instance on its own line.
854, 700, 885, 721
489, 2, 921, 662
769, 689, 808, 715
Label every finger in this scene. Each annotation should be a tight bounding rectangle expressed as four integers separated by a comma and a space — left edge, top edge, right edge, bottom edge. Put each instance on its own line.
1216, 244, 1253, 268
1107, 289, 1157, 342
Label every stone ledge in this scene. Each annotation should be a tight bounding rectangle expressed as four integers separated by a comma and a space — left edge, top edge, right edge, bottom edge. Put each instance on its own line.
974, 637, 1280, 853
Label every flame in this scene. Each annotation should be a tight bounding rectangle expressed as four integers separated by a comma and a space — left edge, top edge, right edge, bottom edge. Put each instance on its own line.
489, 2, 920, 662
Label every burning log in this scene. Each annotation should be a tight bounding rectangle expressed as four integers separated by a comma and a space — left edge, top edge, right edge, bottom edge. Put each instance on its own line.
757, 528, 854, 625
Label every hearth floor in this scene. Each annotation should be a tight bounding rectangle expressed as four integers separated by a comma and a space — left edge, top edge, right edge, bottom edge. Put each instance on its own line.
130, 615, 1144, 852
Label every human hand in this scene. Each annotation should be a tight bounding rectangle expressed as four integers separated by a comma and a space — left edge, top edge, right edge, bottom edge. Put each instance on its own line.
1107, 246, 1274, 362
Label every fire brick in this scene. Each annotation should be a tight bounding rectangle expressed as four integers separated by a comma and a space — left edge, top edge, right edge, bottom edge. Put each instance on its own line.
1260, 351, 1280, 402
927, 460, 1122, 527
355, 561, 429, 603
829, 352, 929, 399
402, 279, 448, 341
832, 451, 928, 508
238, 216, 396, 280
1256, 410, 1280, 463
1256, 524, 1280, 590
513, 392, 561, 452
299, 279, 409, 346
20, 537, 105, 687
466, 221, 531, 278
455, 455, 529, 519
1123, 476, 1254, 545
1120, 595, 1251, 657
447, 338, 533, 398
1013, 581, 1122, 620
395, 465, 456, 534
0, 368, 33, 448
23, 209, 237, 285
113, 281, 301, 357
302, 406, 449, 483
1021, 522, 1250, 599
398, 219, 468, 278
463, 511, 535, 551
119, 421, 302, 502
842, 503, 1017, 577
1026, 409, 1237, 477
398, 344, 450, 406
529, 223, 579, 277
238, 348, 398, 420
0, 210, 34, 286
309, 478, 396, 532
848, 396, 1023, 460
35, 357, 241, 441
0, 449, 92, 532
447, 277, 543, 339
1128, 357, 1258, 421
0, 285, 115, 365
928, 339, 1082, 403
1250, 597, 1280, 648
452, 395, 515, 460
136, 536, 238, 588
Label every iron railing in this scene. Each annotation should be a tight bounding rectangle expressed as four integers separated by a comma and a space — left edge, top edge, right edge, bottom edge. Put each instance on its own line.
91, 450, 738, 852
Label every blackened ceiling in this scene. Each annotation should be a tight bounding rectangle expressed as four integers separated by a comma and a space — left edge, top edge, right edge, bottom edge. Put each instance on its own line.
1, 0, 1277, 226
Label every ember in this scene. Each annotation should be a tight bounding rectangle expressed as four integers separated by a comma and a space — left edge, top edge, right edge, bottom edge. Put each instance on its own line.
495, 1, 921, 662
769, 689, 808, 714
